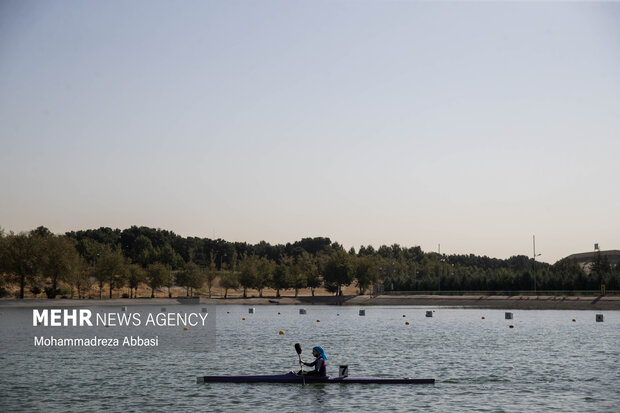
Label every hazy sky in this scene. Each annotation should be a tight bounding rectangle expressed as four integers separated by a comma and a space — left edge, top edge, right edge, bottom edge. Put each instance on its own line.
1, 1, 619, 263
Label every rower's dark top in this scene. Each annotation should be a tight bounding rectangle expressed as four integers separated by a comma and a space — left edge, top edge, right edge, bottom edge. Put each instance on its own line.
306, 357, 326, 376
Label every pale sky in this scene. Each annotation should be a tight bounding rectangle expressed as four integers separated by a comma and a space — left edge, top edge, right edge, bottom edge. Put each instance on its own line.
1, 1, 619, 264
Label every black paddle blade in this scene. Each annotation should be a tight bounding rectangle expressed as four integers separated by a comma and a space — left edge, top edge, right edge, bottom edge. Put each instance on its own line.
294, 343, 302, 355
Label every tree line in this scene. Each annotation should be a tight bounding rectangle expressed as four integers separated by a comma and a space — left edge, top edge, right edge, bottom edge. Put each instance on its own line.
0, 225, 618, 299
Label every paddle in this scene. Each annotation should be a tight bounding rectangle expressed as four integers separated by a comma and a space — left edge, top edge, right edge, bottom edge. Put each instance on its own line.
295, 343, 305, 386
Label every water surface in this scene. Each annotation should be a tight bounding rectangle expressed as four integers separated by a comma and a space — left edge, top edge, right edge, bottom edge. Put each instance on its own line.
1, 305, 618, 412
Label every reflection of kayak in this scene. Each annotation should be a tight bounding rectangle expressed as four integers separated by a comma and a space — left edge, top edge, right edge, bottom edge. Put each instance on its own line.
197, 372, 434, 384
268, 299, 279, 304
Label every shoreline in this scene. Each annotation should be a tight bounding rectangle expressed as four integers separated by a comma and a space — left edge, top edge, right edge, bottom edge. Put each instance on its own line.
1, 294, 619, 310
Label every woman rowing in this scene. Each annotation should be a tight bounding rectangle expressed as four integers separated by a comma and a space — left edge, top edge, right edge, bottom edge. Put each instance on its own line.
298, 346, 328, 376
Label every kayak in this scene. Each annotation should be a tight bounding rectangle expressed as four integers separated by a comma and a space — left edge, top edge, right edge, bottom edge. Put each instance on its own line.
197, 372, 434, 384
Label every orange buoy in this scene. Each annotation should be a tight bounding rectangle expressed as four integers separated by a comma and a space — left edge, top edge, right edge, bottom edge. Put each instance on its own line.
481, 316, 485, 320
403, 315, 406, 318
509, 325, 514, 328
184, 327, 189, 331
279, 330, 284, 335
572, 319, 576, 322
316, 319, 320, 323
405, 321, 410, 325
242, 317, 246, 320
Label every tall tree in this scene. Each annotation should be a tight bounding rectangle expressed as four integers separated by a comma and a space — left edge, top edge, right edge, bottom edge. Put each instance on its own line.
64, 254, 92, 299
292, 252, 315, 297
238, 254, 258, 298
127, 264, 146, 298
40, 235, 79, 298
32, 226, 52, 238
2, 233, 42, 299
219, 272, 239, 299
146, 263, 168, 298
255, 257, 274, 298
323, 249, 354, 296
178, 261, 204, 296
355, 256, 379, 295
188, 265, 206, 296
591, 252, 612, 286
130, 235, 155, 267
157, 243, 184, 270
303, 252, 322, 297
165, 268, 175, 298
205, 251, 217, 298
93, 246, 127, 299
271, 257, 292, 298
75, 238, 105, 266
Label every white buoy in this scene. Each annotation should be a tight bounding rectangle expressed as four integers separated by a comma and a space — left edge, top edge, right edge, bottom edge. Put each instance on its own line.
596, 314, 604, 322
426, 311, 433, 318
248, 308, 255, 314
359, 309, 365, 316
299, 309, 307, 315
505, 312, 513, 320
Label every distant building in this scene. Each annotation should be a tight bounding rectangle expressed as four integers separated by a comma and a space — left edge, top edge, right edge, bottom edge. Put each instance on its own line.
564, 250, 620, 272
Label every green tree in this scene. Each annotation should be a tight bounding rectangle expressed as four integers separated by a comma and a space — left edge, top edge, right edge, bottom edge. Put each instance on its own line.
291, 252, 315, 297
323, 249, 354, 296
271, 257, 292, 298
166, 268, 175, 298
591, 252, 612, 287
146, 263, 168, 298
93, 246, 127, 299
40, 235, 79, 298
157, 243, 184, 270
178, 261, 204, 296
219, 272, 239, 299
188, 265, 205, 296
127, 264, 146, 298
304, 252, 322, 296
130, 235, 155, 267
2, 232, 42, 299
255, 257, 274, 297
64, 254, 92, 299
32, 226, 52, 238
230, 250, 238, 273
76, 238, 105, 267
238, 254, 259, 298
355, 255, 378, 295
205, 251, 217, 298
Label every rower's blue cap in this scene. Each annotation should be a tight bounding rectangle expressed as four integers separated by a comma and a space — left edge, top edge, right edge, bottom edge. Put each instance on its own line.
313, 346, 328, 360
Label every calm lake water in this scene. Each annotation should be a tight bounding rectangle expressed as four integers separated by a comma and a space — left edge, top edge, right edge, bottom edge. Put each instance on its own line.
1, 305, 618, 412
